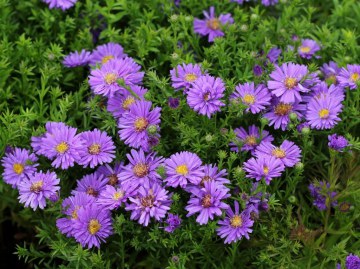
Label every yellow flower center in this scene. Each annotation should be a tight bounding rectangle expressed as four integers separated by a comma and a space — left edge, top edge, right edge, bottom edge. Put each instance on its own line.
201, 194, 212, 208
176, 164, 188, 175
230, 215, 243, 228
350, 72, 359, 82
319, 108, 330, 119
113, 191, 125, 200
122, 96, 136, 110
134, 117, 149, 132
88, 219, 101, 235
300, 46, 311, 53
55, 141, 69, 154
30, 180, 43, 193
133, 163, 149, 178
243, 94, 256, 105
101, 55, 114, 64
107, 174, 118, 186
104, 73, 117, 85
184, 73, 198, 82
245, 135, 257, 146
284, 77, 298, 89
88, 143, 101, 155
206, 18, 220, 30
13, 163, 24, 174
272, 148, 286, 158
263, 166, 269, 175
274, 103, 292, 116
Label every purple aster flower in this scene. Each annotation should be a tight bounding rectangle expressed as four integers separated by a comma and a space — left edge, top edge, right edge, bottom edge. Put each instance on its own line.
261, 0, 279, 6
170, 63, 203, 91
96, 162, 123, 187
328, 134, 349, 152
118, 100, 161, 151
118, 148, 164, 186
243, 156, 285, 185
164, 213, 182, 233
31, 122, 66, 154
230, 82, 271, 114
253, 65, 263, 76
310, 82, 345, 101
308, 181, 337, 211
168, 97, 180, 109
185, 181, 230, 225
43, 0, 77, 10
1, 148, 38, 188
73, 204, 113, 248
187, 75, 225, 118
264, 98, 306, 130
125, 182, 171, 226
107, 85, 147, 119
40, 124, 84, 169
63, 50, 92, 68
216, 201, 254, 244
96, 184, 136, 211
164, 151, 205, 188
268, 63, 310, 103
230, 125, 274, 153
337, 64, 360, 90
193, 6, 234, 42
56, 192, 95, 237
89, 58, 144, 98
72, 173, 108, 198
245, 191, 270, 216
90, 42, 127, 66
346, 254, 360, 269
320, 61, 341, 85
78, 129, 115, 168
306, 95, 342, 130
266, 47, 281, 63
255, 140, 301, 168
298, 39, 321, 59
18, 171, 60, 210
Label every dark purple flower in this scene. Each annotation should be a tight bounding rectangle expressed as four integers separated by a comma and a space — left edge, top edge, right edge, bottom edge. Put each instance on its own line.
185, 181, 230, 225
168, 97, 180, 108
170, 63, 203, 91
266, 47, 281, 63
337, 64, 360, 90
253, 65, 263, 76
90, 42, 127, 66
346, 254, 360, 269
1, 147, 38, 188
229, 125, 274, 153
298, 39, 321, 59
118, 100, 161, 151
164, 213, 182, 233
18, 171, 60, 210
230, 82, 271, 114
308, 181, 337, 211
193, 6, 234, 42
216, 201, 254, 243
328, 134, 349, 152
187, 75, 225, 118
73, 204, 113, 248
63, 50, 92, 67
125, 182, 171, 226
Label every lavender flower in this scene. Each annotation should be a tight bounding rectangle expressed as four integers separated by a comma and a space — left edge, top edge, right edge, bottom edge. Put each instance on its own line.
63, 50, 92, 67
78, 129, 115, 168
243, 156, 285, 185
90, 42, 127, 66
337, 64, 360, 90
18, 171, 60, 210
126, 182, 171, 226
320, 61, 341, 85
185, 181, 230, 225
230, 125, 274, 153
255, 140, 301, 168
187, 75, 225, 118
216, 201, 254, 244
72, 173, 108, 198
43, 0, 77, 10
118, 100, 161, 151
261, 0, 279, 6
73, 204, 113, 248
1, 148, 38, 188
96, 184, 136, 210
230, 82, 271, 114
298, 39, 321, 59
193, 6, 234, 42
268, 62, 310, 103
164, 214, 182, 233
31, 121, 66, 154
328, 134, 349, 152
96, 162, 123, 186
170, 63, 203, 91
266, 47, 281, 63
164, 151, 204, 188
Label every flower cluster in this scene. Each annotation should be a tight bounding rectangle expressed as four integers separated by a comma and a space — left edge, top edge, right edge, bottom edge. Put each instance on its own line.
308, 181, 338, 211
